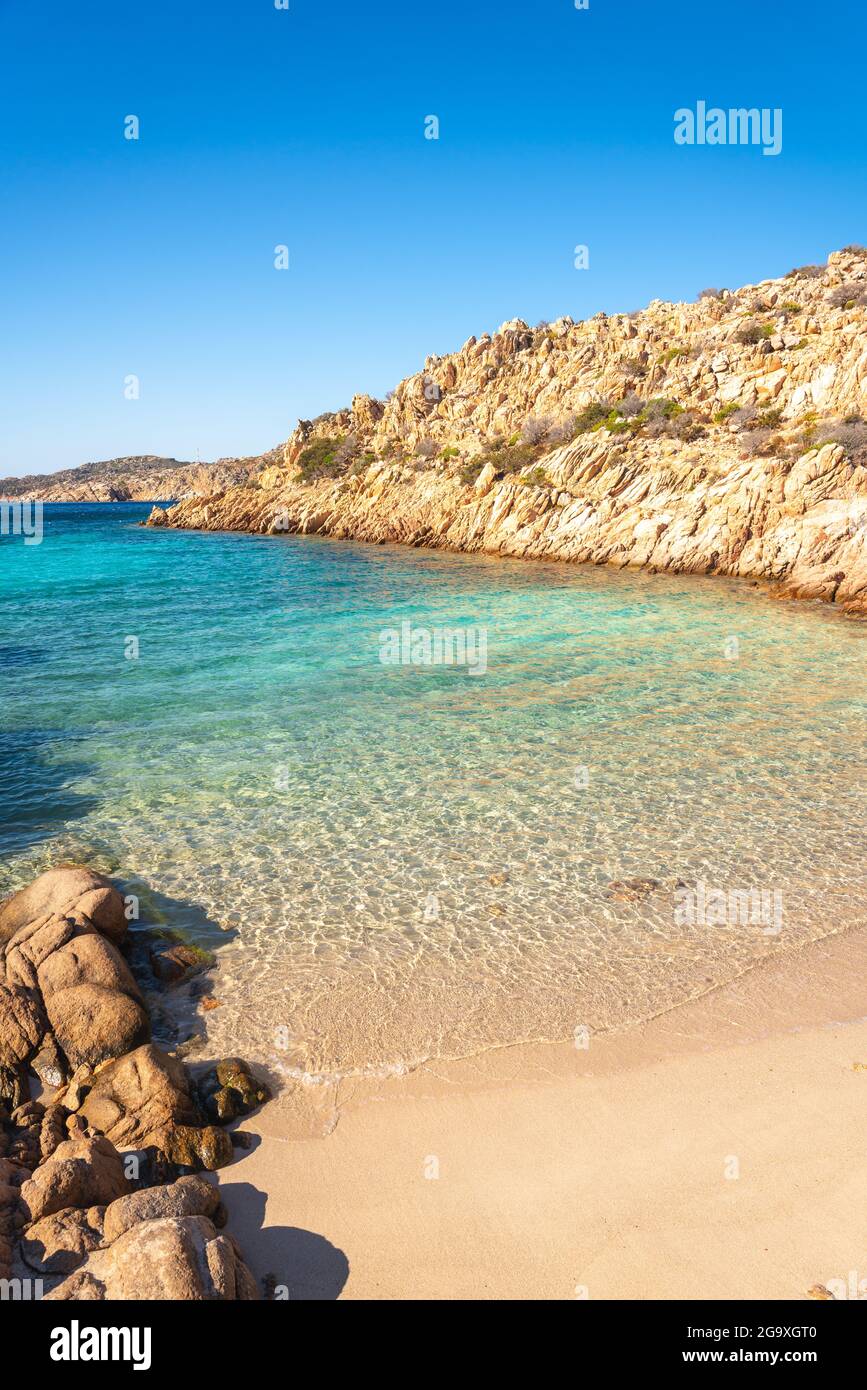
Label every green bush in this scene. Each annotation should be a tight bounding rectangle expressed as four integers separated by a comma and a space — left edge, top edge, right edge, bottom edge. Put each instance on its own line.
735, 322, 771, 345
572, 401, 611, 433
475, 438, 538, 476
785, 264, 824, 280
459, 459, 485, 486
603, 411, 633, 434
619, 355, 648, 379
643, 397, 683, 421
296, 437, 346, 481
756, 407, 783, 429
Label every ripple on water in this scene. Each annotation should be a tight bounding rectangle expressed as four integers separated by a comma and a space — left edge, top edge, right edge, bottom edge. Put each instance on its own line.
1, 506, 865, 1088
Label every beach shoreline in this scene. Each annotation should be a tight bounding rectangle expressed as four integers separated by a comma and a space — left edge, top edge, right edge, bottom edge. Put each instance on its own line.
219, 922, 867, 1299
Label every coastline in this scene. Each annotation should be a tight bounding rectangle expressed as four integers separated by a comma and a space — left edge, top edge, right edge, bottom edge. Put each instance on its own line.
220, 922, 867, 1299
147, 247, 867, 620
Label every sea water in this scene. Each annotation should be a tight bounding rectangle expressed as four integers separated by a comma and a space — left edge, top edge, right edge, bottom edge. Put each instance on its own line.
1, 503, 865, 1081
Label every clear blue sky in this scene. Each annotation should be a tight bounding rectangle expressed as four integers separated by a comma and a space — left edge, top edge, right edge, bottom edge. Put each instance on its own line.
1, 0, 864, 475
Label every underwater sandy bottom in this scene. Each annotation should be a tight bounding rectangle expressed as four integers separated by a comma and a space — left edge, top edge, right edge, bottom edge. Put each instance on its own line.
2, 508, 865, 1095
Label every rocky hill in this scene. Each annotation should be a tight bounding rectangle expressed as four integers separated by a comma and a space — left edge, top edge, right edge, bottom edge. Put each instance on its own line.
0, 453, 264, 503
148, 248, 867, 615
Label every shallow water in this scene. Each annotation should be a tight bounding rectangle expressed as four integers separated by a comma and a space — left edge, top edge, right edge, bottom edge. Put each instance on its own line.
1, 503, 865, 1084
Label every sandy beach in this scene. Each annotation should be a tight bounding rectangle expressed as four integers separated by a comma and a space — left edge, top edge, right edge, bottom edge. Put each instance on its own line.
220, 925, 867, 1300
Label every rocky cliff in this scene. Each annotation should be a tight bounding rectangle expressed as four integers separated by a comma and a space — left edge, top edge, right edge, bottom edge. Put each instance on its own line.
148, 248, 867, 615
0, 453, 265, 503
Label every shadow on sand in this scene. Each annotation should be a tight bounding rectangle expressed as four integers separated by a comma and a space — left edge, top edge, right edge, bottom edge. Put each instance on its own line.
219, 1181, 350, 1300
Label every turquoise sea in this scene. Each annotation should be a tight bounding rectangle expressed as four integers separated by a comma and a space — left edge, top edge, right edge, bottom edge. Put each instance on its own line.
1, 503, 865, 1082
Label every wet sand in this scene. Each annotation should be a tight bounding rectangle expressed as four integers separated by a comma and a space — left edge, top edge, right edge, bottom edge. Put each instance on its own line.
219, 925, 867, 1300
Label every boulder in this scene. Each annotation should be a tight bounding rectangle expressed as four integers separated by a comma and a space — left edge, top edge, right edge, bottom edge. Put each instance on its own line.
103, 1174, 219, 1243
0, 1064, 28, 1110
19, 1135, 130, 1223
39, 1103, 70, 1161
67, 1044, 201, 1151
2, 914, 76, 991
0, 866, 127, 946
44, 984, 150, 1071
0, 1158, 30, 1188
158, 1124, 233, 1172
0, 865, 271, 1299
20, 1204, 105, 1275
3, 1098, 42, 1165
37, 930, 142, 1002
0, 1164, 28, 1281
0, 1180, 25, 1237
199, 1057, 271, 1123
45, 1215, 260, 1300
0, 1161, 29, 1239
36, 930, 149, 1069
0, 984, 45, 1068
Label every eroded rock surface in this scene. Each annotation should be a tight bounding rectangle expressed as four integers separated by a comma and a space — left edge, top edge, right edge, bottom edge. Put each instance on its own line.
64, 1043, 202, 1151
0, 866, 272, 1299
45, 1214, 260, 1301
18, 1135, 129, 1224
0, 866, 127, 946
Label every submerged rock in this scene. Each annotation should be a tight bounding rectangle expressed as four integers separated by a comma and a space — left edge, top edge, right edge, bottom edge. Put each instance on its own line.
605, 878, 661, 903
148, 939, 215, 985
198, 1058, 271, 1123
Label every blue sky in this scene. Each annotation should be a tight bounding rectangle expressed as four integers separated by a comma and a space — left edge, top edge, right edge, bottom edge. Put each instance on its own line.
1, 0, 864, 475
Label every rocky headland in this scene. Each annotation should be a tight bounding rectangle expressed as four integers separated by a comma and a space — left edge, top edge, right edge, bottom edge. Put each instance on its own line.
0, 453, 267, 504
0, 865, 269, 1300
148, 248, 867, 615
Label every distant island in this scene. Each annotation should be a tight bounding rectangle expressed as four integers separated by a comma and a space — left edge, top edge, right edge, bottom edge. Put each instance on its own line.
0, 453, 268, 504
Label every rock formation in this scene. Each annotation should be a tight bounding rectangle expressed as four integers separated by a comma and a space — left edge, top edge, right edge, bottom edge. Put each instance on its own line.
0, 866, 269, 1300
149, 248, 867, 615
0, 454, 266, 504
